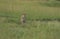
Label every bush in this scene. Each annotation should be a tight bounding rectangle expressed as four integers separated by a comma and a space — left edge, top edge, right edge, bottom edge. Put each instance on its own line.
40, 1, 60, 7
56, 0, 60, 1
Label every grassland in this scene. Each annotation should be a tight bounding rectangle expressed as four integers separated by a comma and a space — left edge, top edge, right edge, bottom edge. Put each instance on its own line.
0, 0, 60, 39
0, 0, 60, 20
0, 20, 60, 39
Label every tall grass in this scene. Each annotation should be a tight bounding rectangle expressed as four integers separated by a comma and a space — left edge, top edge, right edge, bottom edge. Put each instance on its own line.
0, 0, 60, 20
0, 20, 60, 39
0, 0, 60, 39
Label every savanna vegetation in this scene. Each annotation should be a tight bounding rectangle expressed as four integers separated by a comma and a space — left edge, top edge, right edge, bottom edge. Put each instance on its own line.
0, 0, 60, 39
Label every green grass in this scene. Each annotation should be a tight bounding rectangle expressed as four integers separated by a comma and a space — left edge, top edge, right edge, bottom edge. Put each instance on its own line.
0, 20, 60, 39
0, 0, 60, 39
0, 0, 60, 20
